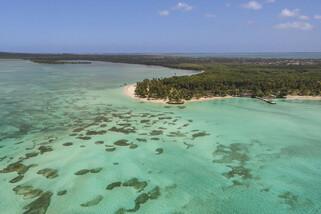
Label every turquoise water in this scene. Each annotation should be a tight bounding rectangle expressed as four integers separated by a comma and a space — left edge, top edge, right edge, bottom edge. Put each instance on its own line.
0, 60, 321, 214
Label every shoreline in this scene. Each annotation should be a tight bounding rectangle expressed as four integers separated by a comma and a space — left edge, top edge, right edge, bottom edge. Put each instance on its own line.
285, 96, 321, 101
123, 84, 233, 104
124, 84, 321, 104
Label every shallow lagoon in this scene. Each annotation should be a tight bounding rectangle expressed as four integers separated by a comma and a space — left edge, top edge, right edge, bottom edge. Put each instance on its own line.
0, 60, 321, 214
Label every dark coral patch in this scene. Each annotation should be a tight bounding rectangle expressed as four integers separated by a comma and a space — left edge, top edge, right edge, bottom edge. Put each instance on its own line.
114, 139, 129, 146
23, 191, 52, 214
126, 194, 148, 212
134, 193, 149, 208
94, 115, 111, 123
213, 144, 250, 165
63, 142, 73, 146
95, 141, 104, 145
0, 161, 35, 175
279, 191, 299, 208
260, 187, 270, 192
129, 144, 138, 149
10, 175, 24, 183
73, 127, 84, 133
184, 142, 193, 149
115, 208, 126, 214
223, 166, 252, 180
86, 130, 107, 136
80, 195, 103, 207
106, 182, 122, 190
74, 169, 90, 176
77, 136, 91, 140
155, 148, 164, 155
150, 130, 163, 136
13, 185, 43, 199
148, 186, 161, 200
126, 186, 161, 212
105, 147, 116, 152
192, 131, 210, 139
167, 131, 186, 138
75, 168, 102, 175
37, 168, 59, 179
213, 143, 254, 185
25, 152, 39, 159
57, 190, 67, 196
159, 116, 172, 120
0, 156, 7, 162
90, 168, 103, 173
118, 123, 131, 127
109, 127, 136, 134
38, 146, 53, 154
123, 178, 147, 192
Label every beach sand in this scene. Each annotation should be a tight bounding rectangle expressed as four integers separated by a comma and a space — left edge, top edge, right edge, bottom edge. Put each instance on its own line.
286, 96, 321, 100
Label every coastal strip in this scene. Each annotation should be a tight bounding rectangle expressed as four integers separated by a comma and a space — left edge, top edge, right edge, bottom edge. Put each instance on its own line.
123, 84, 232, 104
286, 96, 321, 101
124, 84, 321, 104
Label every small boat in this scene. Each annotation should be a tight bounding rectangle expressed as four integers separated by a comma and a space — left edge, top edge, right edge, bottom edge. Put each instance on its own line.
167, 100, 185, 105
256, 97, 276, 104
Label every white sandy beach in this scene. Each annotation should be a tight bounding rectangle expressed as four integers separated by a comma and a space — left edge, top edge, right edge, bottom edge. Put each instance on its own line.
123, 84, 168, 104
286, 96, 321, 100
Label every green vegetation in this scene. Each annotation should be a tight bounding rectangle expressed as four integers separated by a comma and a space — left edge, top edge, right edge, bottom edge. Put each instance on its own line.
1, 52, 320, 103
31, 60, 92, 64
136, 63, 321, 102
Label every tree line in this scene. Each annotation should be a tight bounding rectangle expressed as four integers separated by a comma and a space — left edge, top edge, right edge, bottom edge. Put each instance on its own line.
135, 63, 321, 103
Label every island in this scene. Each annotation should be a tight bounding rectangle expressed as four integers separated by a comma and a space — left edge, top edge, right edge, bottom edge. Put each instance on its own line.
1, 52, 320, 104
133, 62, 321, 104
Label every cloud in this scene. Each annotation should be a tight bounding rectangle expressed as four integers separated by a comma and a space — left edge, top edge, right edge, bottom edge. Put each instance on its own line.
159, 2, 193, 16
279, 8, 311, 22
280, 8, 300, 17
159, 10, 170, 16
266, 0, 276, 3
274, 21, 314, 30
315, 15, 321, 20
298, 15, 309, 20
242, 1, 263, 10
173, 2, 193, 12
205, 13, 216, 18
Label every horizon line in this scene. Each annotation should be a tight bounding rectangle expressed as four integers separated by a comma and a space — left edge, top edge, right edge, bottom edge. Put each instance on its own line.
1, 51, 321, 55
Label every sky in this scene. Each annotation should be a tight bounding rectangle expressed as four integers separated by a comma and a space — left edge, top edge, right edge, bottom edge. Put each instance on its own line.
0, 0, 321, 53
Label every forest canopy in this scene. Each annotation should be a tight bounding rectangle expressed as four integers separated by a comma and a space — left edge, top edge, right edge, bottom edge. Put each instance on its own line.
135, 63, 321, 102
